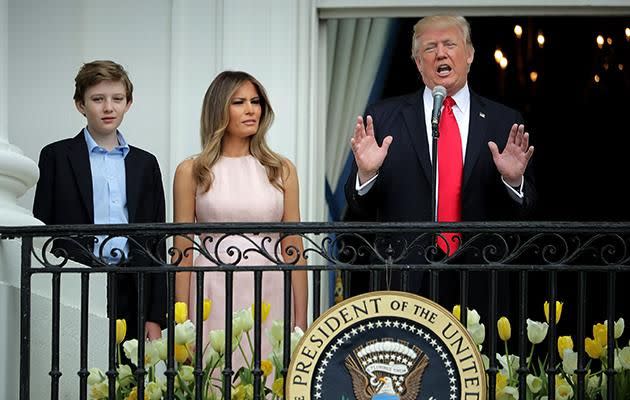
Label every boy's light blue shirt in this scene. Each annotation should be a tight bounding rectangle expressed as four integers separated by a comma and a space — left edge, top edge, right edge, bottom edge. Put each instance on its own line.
83, 128, 130, 261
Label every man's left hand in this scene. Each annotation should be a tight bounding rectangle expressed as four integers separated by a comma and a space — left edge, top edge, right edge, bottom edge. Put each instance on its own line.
488, 123, 534, 186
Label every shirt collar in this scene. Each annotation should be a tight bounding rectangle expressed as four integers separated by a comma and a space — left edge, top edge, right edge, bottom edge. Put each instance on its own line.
83, 127, 130, 157
422, 83, 470, 114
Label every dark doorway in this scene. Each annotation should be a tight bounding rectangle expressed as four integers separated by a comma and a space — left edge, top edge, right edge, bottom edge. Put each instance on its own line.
347, 16, 630, 327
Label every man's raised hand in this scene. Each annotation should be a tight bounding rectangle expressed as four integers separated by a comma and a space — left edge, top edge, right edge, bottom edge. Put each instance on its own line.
350, 115, 393, 184
488, 123, 534, 187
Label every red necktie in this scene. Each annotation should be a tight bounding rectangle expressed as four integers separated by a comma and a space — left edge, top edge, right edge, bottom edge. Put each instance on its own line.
437, 96, 463, 255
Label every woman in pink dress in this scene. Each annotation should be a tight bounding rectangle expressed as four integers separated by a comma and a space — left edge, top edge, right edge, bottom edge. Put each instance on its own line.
172, 71, 308, 368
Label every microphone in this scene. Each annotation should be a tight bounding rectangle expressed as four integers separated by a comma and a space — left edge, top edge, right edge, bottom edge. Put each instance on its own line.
431, 85, 447, 129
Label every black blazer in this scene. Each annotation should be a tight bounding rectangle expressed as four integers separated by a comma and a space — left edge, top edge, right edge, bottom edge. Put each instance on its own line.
344, 88, 537, 311
345, 88, 536, 224
33, 131, 167, 327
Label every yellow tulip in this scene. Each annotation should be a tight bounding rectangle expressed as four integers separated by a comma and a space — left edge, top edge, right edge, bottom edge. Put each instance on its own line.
272, 377, 284, 397
452, 305, 461, 320
261, 359, 273, 377
116, 319, 127, 344
593, 323, 608, 347
584, 337, 603, 359
496, 372, 508, 396
557, 336, 574, 359
174, 344, 188, 363
232, 384, 245, 400
174, 302, 188, 324
497, 317, 511, 341
203, 299, 212, 321
261, 302, 271, 322
544, 301, 563, 324
251, 301, 271, 322
126, 388, 138, 400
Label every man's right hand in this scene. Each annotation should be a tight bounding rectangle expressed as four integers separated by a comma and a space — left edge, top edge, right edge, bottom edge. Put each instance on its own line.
350, 115, 393, 184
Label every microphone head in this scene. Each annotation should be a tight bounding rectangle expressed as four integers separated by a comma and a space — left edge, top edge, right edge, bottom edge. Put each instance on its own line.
432, 85, 447, 98
430, 85, 447, 127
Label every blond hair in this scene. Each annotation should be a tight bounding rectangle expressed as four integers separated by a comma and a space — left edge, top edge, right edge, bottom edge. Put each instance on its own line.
410, 15, 474, 59
193, 71, 286, 193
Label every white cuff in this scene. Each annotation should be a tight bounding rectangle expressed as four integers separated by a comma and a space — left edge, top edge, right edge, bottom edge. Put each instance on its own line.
502, 176, 524, 204
356, 173, 379, 196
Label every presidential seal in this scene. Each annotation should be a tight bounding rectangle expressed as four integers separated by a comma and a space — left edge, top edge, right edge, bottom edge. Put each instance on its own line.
286, 291, 485, 400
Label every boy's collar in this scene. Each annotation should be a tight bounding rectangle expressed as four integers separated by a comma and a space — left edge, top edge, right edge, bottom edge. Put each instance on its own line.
83, 128, 130, 155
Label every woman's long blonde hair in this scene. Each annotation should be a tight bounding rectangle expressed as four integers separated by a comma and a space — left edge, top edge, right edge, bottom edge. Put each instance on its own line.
193, 71, 286, 193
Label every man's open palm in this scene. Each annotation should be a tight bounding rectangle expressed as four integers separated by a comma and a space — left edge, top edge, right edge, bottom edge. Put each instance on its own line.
350, 115, 393, 183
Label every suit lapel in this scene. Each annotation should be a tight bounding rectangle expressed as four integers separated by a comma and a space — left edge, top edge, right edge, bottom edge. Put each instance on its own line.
125, 148, 140, 223
67, 132, 94, 222
401, 93, 432, 184
463, 92, 487, 191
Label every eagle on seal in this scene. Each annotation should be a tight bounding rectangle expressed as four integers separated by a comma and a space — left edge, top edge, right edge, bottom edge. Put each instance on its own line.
344, 339, 429, 400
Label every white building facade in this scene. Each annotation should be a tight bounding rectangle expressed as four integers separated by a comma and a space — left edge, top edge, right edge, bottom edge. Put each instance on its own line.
0, 0, 627, 398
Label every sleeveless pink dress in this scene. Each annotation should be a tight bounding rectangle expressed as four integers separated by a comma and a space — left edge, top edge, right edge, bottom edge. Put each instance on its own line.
188, 155, 294, 365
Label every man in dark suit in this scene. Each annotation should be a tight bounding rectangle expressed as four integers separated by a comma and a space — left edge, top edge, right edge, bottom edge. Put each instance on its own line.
33, 60, 166, 341
345, 16, 536, 312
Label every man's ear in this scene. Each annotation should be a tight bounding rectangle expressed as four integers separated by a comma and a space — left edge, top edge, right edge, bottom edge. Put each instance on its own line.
466, 46, 475, 66
75, 100, 86, 116
124, 100, 133, 113
414, 56, 423, 75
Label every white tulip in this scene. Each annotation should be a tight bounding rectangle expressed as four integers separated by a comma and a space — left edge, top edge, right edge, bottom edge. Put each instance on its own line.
123, 339, 139, 365
291, 327, 304, 353
526, 374, 542, 394
146, 381, 163, 400
174, 320, 196, 345
467, 309, 481, 326
117, 364, 132, 382
152, 337, 168, 361
562, 350, 577, 375
144, 340, 161, 367
526, 319, 549, 344
87, 367, 105, 385
236, 309, 254, 333
209, 330, 226, 354
496, 353, 519, 376
269, 320, 284, 344
179, 365, 194, 382
618, 346, 630, 369
604, 318, 625, 339
468, 323, 486, 346
556, 383, 574, 400
502, 385, 519, 400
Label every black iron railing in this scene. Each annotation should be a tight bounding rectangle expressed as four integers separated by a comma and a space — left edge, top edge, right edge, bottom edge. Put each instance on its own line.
3, 221, 630, 400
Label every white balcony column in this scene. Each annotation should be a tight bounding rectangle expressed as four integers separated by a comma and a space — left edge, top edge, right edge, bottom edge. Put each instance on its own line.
0, 1, 42, 398
0, 0, 40, 226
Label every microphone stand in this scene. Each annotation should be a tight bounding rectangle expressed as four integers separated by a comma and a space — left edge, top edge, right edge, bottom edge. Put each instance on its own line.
431, 118, 440, 223
430, 114, 440, 301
